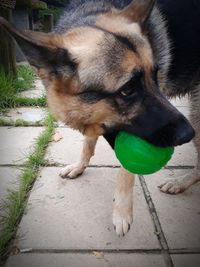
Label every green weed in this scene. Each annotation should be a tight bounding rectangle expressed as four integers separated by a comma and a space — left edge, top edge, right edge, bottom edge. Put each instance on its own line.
0, 66, 36, 110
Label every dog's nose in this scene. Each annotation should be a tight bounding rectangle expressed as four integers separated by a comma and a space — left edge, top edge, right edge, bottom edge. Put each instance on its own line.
143, 115, 195, 147
173, 116, 195, 146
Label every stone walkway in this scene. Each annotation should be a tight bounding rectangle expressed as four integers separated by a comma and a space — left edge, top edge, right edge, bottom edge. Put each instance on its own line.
0, 80, 200, 267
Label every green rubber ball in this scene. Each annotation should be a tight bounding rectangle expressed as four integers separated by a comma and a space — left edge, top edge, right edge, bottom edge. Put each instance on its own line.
114, 131, 174, 175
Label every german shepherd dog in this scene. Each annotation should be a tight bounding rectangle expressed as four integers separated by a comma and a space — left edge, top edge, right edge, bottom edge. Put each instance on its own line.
0, 0, 199, 236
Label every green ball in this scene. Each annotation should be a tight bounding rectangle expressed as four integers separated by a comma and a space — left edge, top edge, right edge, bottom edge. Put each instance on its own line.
114, 131, 174, 175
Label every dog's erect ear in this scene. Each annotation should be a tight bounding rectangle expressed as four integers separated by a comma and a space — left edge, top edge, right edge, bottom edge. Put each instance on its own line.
120, 0, 155, 27
0, 17, 76, 76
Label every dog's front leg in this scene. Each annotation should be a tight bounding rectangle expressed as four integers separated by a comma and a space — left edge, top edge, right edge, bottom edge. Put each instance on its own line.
113, 167, 135, 237
59, 136, 98, 178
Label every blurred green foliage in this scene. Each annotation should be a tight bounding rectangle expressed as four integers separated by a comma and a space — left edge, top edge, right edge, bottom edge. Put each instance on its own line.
39, 6, 61, 23
16, 0, 47, 9
39, 1, 69, 23
43, 1, 69, 7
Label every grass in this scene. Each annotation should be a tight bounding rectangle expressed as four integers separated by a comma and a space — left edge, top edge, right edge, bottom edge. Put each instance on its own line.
14, 65, 36, 93
0, 70, 17, 110
0, 118, 45, 127
0, 113, 55, 261
14, 96, 47, 107
0, 65, 38, 110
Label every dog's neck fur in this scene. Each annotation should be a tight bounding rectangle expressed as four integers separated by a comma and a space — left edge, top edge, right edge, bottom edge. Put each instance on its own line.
54, 0, 171, 91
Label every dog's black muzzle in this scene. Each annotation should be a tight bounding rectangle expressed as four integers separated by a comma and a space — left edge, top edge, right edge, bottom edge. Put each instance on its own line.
131, 114, 195, 147
104, 92, 195, 148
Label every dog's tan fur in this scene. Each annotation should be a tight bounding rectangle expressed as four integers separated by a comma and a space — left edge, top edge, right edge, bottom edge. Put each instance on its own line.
47, 84, 121, 137
113, 168, 135, 236
60, 136, 98, 178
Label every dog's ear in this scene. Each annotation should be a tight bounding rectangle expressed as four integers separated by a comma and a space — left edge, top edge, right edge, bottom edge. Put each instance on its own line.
120, 0, 155, 28
0, 17, 76, 77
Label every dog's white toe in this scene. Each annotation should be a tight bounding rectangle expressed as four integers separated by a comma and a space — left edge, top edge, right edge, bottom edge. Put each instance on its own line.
158, 180, 183, 194
112, 192, 133, 237
158, 168, 200, 194
158, 173, 196, 194
59, 163, 85, 179
113, 208, 133, 236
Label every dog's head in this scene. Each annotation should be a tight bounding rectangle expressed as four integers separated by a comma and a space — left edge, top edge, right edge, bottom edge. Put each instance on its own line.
0, 0, 195, 146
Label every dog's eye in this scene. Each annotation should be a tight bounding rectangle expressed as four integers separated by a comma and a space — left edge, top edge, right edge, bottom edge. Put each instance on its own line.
120, 87, 135, 97
119, 70, 144, 98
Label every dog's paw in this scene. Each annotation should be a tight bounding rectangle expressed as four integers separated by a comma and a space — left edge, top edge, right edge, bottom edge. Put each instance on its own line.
59, 163, 86, 179
112, 192, 133, 237
158, 179, 185, 194
113, 208, 133, 237
158, 172, 197, 194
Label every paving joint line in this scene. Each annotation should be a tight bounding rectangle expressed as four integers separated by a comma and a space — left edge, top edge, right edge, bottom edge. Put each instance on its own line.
19, 248, 162, 254
0, 164, 195, 169
165, 166, 195, 169
138, 175, 174, 267
45, 163, 121, 168
18, 248, 200, 255
38, 164, 195, 169
0, 124, 45, 127
169, 248, 200, 254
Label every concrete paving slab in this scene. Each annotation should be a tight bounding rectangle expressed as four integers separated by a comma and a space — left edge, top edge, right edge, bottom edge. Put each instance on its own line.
45, 128, 197, 167
45, 128, 120, 166
1, 108, 46, 123
170, 97, 190, 117
167, 141, 197, 167
172, 254, 200, 267
170, 97, 190, 107
6, 253, 166, 267
0, 127, 44, 165
175, 106, 190, 119
144, 169, 200, 249
0, 167, 21, 229
16, 167, 160, 250
0, 167, 20, 204
19, 79, 45, 98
